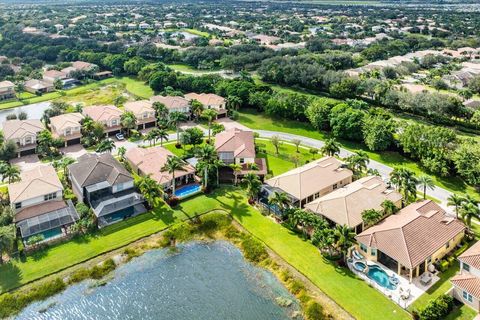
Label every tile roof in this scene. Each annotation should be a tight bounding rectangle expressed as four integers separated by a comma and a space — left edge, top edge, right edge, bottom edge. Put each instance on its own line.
124, 100, 154, 115
50, 112, 84, 132
2, 119, 44, 140
451, 274, 480, 300
8, 165, 63, 203
24, 79, 53, 90
15, 200, 67, 222
149, 95, 190, 110
356, 200, 465, 269
126, 146, 195, 185
72, 61, 96, 70
68, 153, 133, 187
459, 241, 480, 270
43, 69, 67, 79
265, 156, 352, 201
214, 128, 255, 159
0, 80, 14, 88
305, 176, 402, 228
184, 93, 225, 106
83, 105, 123, 122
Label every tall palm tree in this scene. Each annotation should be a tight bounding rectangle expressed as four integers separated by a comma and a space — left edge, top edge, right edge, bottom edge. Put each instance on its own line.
345, 150, 369, 177
190, 99, 204, 120
117, 146, 127, 162
241, 173, 261, 202
155, 128, 169, 146
334, 224, 356, 262
96, 139, 116, 153
321, 138, 340, 157
230, 163, 242, 185
459, 202, 480, 230
195, 144, 217, 187
447, 194, 465, 219
153, 102, 169, 123
53, 157, 75, 177
120, 111, 137, 137
161, 156, 187, 196
0, 225, 15, 264
268, 191, 290, 216
3, 165, 20, 183
136, 175, 162, 209
417, 175, 435, 199
390, 167, 417, 204
202, 109, 218, 142
381, 199, 399, 215
168, 111, 187, 144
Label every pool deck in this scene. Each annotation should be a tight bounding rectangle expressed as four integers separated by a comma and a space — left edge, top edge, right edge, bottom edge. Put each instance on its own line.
348, 259, 440, 309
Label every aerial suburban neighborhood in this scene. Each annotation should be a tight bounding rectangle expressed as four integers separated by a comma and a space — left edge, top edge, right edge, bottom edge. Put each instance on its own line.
0, 0, 479, 319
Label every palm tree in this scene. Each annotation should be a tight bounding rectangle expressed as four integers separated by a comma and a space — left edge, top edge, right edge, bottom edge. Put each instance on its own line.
230, 163, 242, 185
0, 225, 15, 264
390, 167, 417, 204
361, 209, 383, 227
334, 224, 356, 261
459, 202, 480, 230
417, 175, 435, 199
53, 157, 75, 177
312, 228, 336, 257
3, 165, 20, 183
202, 109, 218, 142
381, 199, 399, 216
144, 130, 158, 147
447, 194, 465, 219
117, 146, 127, 162
161, 156, 187, 196
120, 111, 137, 137
168, 111, 187, 144
96, 139, 116, 153
153, 102, 169, 123
268, 191, 290, 216
345, 150, 369, 177
190, 99, 204, 120
241, 173, 261, 202
227, 95, 241, 111
321, 138, 340, 157
155, 128, 169, 146
136, 175, 163, 209
195, 144, 218, 189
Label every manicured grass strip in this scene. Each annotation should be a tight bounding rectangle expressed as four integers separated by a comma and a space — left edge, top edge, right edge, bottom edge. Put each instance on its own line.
237, 108, 478, 199
0, 100, 23, 109
115, 77, 154, 98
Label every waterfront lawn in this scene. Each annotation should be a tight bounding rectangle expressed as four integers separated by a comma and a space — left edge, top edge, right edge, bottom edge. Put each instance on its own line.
114, 77, 154, 99
0, 188, 408, 320
238, 108, 478, 199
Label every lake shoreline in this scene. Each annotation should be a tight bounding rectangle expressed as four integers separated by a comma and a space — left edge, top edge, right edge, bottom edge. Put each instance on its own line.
0, 211, 347, 320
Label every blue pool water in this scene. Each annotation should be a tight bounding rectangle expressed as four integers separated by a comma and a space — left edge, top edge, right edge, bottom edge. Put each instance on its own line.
353, 261, 366, 272
28, 228, 62, 242
367, 265, 397, 290
16, 241, 301, 320
175, 184, 201, 198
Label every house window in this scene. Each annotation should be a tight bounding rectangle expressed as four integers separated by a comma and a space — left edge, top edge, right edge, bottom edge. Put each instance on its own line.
117, 183, 124, 192
15, 202, 22, 209
44, 192, 57, 201
65, 129, 71, 135
111, 119, 118, 126
360, 243, 368, 253
463, 291, 473, 302
463, 263, 470, 272
314, 192, 320, 199
371, 248, 377, 256
333, 183, 338, 190
25, 137, 32, 144
239, 158, 245, 164
143, 113, 148, 119
445, 241, 450, 249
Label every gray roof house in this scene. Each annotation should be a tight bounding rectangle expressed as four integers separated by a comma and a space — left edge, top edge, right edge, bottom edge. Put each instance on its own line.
68, 153, 146, 227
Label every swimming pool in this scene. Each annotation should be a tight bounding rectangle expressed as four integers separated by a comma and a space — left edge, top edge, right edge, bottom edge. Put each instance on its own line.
175, 184, 202, 198
367, 265, 397, 290
353, 261, 367, 272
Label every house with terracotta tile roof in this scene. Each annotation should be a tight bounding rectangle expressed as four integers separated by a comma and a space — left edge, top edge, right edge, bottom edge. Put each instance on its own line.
124, 100, 156, 129
2, 119, 44, 157
149, 95, 190, 115
8, 164, 79, 244
261, 156, 353, 211
451, 241, 480, 312
214, 128, 267, 182
82, 105, 123, 136
68, 153, 146, 227
49, 112, 84, 146
356, 200, 465, 281
43, 69, 68, 83
184, 93, 227, 118
24, 79, 54, 94
305, 176, 402, 233
0, 80, 15, 101
126, 146, 197, 192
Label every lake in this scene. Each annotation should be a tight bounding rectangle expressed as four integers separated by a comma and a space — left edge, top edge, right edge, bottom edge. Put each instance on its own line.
0, 101, 51, 128
16, 241, 301, 320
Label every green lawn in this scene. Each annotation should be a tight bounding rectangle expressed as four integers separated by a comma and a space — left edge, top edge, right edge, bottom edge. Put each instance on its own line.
183, 28, 210, 37
0, 100, 23, 109
0, 188, 409, 320
238, 108, 478, 199
114, 77, 154, 99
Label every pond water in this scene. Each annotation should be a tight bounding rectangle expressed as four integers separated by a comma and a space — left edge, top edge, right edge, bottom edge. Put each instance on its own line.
16, 241, 301, 320
0, 101, 51, 128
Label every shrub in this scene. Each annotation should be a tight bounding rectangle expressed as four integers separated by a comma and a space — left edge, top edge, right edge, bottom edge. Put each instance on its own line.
68, 259, 116, 283
439, 260, 450, 272
305, 300, 325, 320
241, 237, 268, 263
164, 222, 193, 242
418, 294, 454, 320
288, 279, 306, 295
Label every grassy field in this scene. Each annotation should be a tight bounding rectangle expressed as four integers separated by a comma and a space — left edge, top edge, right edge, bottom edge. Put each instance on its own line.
183, 28, 210, 37
0, 188, 409, 320
237, 108, 479, 199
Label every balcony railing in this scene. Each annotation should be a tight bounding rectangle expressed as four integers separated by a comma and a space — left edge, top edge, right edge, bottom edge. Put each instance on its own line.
93, 193, 144, 218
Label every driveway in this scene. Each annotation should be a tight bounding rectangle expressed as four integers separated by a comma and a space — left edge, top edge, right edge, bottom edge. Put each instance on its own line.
10, 155, 46, 172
